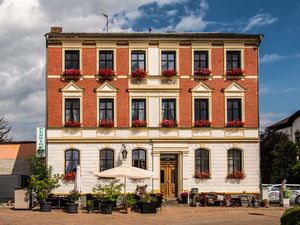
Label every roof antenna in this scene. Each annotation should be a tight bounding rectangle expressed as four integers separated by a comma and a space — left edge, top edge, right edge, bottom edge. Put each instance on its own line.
102, 13, 110, 32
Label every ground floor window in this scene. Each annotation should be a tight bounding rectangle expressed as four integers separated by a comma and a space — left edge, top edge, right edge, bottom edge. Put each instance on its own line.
132, 149, 146, 169
65, 149, 80, 173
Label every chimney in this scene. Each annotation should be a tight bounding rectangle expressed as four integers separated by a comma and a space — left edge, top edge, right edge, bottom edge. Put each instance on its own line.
50, 27, 62, 33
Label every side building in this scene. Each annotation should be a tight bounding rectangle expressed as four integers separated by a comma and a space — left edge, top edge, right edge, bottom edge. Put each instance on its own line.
46, 27, 263, 197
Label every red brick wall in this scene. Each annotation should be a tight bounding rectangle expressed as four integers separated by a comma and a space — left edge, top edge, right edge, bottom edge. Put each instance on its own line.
179, 48, 192, 75
82, 48, 96, 75
244, 48, 258, 75
116, 48, 129, 75
48, 79, 62, 127
48, 47, 62, 75
211, 48, 224, 75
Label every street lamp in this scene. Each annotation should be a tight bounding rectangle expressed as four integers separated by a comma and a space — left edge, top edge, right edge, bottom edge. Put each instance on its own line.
121, 144, 127, 160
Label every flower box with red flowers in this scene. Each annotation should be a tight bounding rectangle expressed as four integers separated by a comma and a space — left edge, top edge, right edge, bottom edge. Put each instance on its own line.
62, 69, 81, 77
99, 119, 114, 128
63, 171, 76, 182
194, 68, 211, 76
226, 120, 244, 128
194, 120, 211, 127
98, 68, 115, 78
226, 68, 245, 76
162, 69, 177, 77
226, 171, 245, 179
194, 170, 211, 179
160, 119, 178, 128
132, 119, 147, 127
131, 68, 147, 79
64, 120, 81, 128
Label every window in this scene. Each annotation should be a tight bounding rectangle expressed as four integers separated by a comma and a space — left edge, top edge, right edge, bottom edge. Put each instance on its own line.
99, 99, 114, 120
227, 99, 241, 121
131, 51, 145, 71
295, 131, 300, 145
132, 99, 146, 121
228, 149, 242, 173
132, 149, 146, 169
100, 149, 114, 171
194, 51, 209, 71
226, 51, 241, 70
99, 50, 114, 70
162, 99, 176, 120
65, 50, 80, 69
65, 149, 80, 173
195, 149, 209, 172
194, 99, 209, 121
65, 99, 80, 122
161, 51, 176, 71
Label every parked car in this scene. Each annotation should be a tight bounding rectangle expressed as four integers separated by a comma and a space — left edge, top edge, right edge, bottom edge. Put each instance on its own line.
268, 184, 300, 204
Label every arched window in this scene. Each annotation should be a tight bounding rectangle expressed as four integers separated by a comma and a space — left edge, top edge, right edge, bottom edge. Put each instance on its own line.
195, 149, 209, 172
65, 149, 80, 173
100, 149, 114, 171
228, 149, 242, 173
132, 149, 146, 169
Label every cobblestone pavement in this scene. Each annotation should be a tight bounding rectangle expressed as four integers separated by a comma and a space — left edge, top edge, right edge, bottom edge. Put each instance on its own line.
0, 205, 285, 225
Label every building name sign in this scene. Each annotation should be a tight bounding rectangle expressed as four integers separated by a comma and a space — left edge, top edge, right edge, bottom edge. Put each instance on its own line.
36, 127, 45, 157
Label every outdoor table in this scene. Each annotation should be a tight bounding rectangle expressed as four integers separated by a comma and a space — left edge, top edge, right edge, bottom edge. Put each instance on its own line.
230, 197, 242, 207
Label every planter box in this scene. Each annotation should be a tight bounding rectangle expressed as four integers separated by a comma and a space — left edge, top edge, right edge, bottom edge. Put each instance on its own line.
66, 203, 79, 213
100, 203, 113, 214
40, 201, 52, 212
140, 202, 157, 214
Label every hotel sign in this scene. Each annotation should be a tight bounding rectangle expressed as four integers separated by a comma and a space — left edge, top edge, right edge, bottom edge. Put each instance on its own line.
36, 127, 45, 157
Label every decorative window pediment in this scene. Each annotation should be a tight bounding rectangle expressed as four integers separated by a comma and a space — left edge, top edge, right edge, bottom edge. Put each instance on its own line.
61, 81, 84, 97
95, 81, 118, 97
191, 82, 213, 97
223, 82, 245, 97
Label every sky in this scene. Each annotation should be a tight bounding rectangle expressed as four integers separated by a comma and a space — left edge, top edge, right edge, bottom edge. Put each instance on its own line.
0, 0, 300, 141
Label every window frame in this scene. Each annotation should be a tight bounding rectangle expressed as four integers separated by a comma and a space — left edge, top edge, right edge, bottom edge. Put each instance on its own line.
99, 98, 114, 121
161, 98, 177, 121
99, 149, 114, 172
132, 149, 147, 170
224, 48, 244, 73
194, 50, 209, 71
194, 98, 209, 121
64, 98, 81, 123
63, 49, 81, 70
295, 131, 300, 145
65, 149, 80, 173
131, 50, 146, 71
131, 99, 146, 122
195, 149, 210, 173
227, 98, 242, 122
99, 50, 114, 70
161, 50, 177, 72
227, 149, 243, 174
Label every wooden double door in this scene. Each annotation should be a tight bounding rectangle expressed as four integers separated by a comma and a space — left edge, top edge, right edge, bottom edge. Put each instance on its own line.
160, 160, 177, 198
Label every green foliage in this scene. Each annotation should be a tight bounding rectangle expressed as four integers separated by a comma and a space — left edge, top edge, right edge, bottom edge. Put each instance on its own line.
126, 193, 137, 208
283, 188, 292, 199
68, 190, 80, 203
138, 193, 157, 203
86, 200, 94, 210
291, 161, 300, 184
28, 156, 61, 202
281, 207, 300, 225
92, 179, 123, 203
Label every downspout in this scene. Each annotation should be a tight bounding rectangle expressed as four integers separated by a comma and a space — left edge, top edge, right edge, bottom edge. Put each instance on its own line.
44, 34, 49, 166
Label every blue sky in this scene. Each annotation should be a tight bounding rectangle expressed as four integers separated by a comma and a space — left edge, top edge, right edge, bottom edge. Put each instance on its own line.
0, 0, 299, 140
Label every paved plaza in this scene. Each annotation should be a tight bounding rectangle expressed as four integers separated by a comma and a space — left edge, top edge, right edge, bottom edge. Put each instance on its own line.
0, 205, 285, 225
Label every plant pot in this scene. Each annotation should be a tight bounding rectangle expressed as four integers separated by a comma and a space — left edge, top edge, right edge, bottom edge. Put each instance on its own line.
39, 201, 52, 212
126, 207, 131, 214
66, 203, 79, 213
181, 196, 188, 204
101, 203, 113, 214
140, 202, 157, 214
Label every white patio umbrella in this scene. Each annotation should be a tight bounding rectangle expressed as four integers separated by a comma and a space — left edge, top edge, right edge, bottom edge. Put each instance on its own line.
74, 165, 81, 192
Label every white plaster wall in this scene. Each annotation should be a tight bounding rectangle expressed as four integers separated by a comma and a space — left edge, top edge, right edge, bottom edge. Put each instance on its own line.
292, 117, 300, 142
148, 47, 159, 75
148, 97, 160, 127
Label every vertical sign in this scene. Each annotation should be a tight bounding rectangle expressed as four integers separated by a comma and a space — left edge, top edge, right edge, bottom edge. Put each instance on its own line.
36, 127, 45, 157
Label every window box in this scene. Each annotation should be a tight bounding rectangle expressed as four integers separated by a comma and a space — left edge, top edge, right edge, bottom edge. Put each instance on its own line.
161, 119, 178, 128
62, 69, 81, 80
98, 68, 115, 78
226, 171, 245, 180
132, 119, 147, 127
131, 68, 147, 79
64, 121, 81, 128
194, 68, 211, 76
226, 68, 245, 78
162, 69, 177, 77
63, 171, 76, 182
99, 119, 114, 128
194, 120, 211, 128
194, 170, 210, 179
226, 120, 244, 128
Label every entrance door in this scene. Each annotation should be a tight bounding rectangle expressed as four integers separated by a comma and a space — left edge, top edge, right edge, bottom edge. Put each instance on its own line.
160, 154, 178, 198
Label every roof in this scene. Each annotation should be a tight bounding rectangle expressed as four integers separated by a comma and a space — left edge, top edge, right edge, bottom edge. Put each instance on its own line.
0, 141, 36, 145
269, 110, 300, 130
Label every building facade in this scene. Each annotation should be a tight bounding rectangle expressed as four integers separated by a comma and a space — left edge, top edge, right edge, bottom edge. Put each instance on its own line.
46, 27, 263, 197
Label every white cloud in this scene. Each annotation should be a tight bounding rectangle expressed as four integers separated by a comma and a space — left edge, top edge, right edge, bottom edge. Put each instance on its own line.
260, 112, 287, 129
242, 13, 278, 32
175, 15, 207, 31
260, 53, 287, 64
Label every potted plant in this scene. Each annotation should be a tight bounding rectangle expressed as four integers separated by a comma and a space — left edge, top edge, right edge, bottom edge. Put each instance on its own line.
63, 68, 81, 78
161, 119, 178, 128
226, 171, 245, 180
125, 193, 137, 214
194, 170, 211, 179
92, 180, 123, 214
131, 68, 147, 79
226, 68, 245, 76
226, 120, 244, 128
132, 119, 147, 127
66, 190, 80, 213
194, 68, 211, 76
260, 199, 269, 207
86, 200, 94, 213
282, 188, 292, 207
138, 193, 157, 214
99, 119, 114, 128
180, 192, 189, 204
28, 156, 61, 212
98, 68, 115, 79
194, 120, 211, 127
162, 69, 177, 78
64, 120, 81, 128
63, 171, 76, 183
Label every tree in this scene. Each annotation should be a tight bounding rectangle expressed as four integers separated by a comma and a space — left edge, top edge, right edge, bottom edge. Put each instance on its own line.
0, 116, 12, 142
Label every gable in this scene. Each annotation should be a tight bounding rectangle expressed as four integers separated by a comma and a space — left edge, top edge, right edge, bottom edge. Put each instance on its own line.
61, 81, 84, 92
224, 82, 245, 93
191, 82, 213, 92
95, 81, 118, 92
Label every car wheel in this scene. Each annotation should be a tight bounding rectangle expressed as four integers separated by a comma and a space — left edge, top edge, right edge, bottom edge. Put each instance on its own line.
295, 195, 300, 205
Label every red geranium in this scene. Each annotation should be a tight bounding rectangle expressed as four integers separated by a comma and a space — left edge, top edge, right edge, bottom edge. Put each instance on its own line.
98, 68, 115, 78
63, 171, 76, 182
162, 69, 177, 77
226, 68, 245, 76
194, 68, 211, 76
161, 119, 178, 128
194, 170, 211, 179
227, 171, 245, 179
99, 119, 114, 128
131, 68, 147, 79
226, 120, 244, 128
194, 120, 211, 127
180, 192, 189, 198
63, 69, 81, 77
64, 120, 81, 127
132, 119, 147, 127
